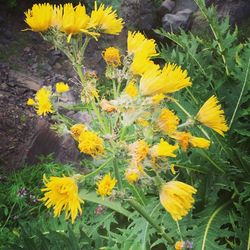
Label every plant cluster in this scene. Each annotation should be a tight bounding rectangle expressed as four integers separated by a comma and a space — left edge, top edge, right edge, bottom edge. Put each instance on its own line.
1, 0, 249, 249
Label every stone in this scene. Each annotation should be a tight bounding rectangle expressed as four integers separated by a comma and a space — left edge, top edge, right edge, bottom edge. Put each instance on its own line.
162, 9, 193, 33
8, 70, 41, 91
174, 0, 198, 12
158, 0, 176, 16
121, 0, 156, 30
206, 0, 250, 25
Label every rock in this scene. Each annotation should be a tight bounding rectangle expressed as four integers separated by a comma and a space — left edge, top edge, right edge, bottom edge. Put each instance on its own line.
174, 0, 198, 12
121, 0, 156, 30
206, 0, 250, 25
158, 0, 176, 16
54, 62, 62, 70
70, 111, 92, 125
162, 9, 193, 32
8, 70, 41, 91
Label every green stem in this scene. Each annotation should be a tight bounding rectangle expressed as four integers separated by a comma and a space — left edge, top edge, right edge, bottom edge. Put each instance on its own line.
129, 184, 145, 205
186, 88, 199, 105
113, 158, 123, 190
112, 79, 118, 98
194, 0, 229, 76
198, 150, 225, 173
201, 199, 231, 250
79, 157, 114, 181
229, 57, 250, 128
1, 203, 16, 231
90, 100, 108, 133
176, 221, 183, 240
171, 98, 192, 118
127, 199, 174, 245
248, 226, 250, 250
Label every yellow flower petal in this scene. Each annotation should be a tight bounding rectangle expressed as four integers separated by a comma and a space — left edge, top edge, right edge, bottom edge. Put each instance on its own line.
40, 175, 83, 223
196, 95, 229, 136
160, 181, 197, 221
96, 174, 117, 197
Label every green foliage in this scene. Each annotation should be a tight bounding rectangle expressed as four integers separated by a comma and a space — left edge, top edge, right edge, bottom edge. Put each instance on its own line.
154, 0, 250, 248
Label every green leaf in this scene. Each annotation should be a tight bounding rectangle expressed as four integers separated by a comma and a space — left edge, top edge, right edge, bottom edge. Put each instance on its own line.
79, 189, 130, 217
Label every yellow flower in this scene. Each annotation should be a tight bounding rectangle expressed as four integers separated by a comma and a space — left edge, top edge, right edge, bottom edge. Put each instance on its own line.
88, 2, 123, 35
130, 53, 157, 76
102, 47, 121, 67
151, 138, 178, 158
151, 94, 165, 105
96, 174, 117, 197
127, 31, 158, 57
35, 87, 51, 101
139, 65, 166, 96
129, 140, 149, 163
51, 4, 63, 29
170, 164, 176, 175
139, 63, 191, 96
161, 63, 192, 93
136, 118, 149, 127
24, 3, 53, 32
196, 95, 229, 136
61, 3, 90, 42
78, 130, 104, 157
125, 167, 140, 184
56, 82, 70, 93
27, 98, 35, 106
70, 124, 86, 141
124, 81, 138, 98
35, 87, 53, 116
160, 181, 197, 221
189, 136, 210, 149
40, 175, 83, 223
171, 132, 210, 151
157, 108, 180, 135
175, 241, 185, 250
100, 99, 117, 112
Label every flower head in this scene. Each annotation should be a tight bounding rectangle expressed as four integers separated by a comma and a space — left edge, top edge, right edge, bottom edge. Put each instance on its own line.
96, 174, 117, 197
129, 140, 149, 163
151, 94, 165, 105
157, 108, 180, 135
40, 175, 83, 223
61, 3, 90, 42
100, 99, 117, 112
51, 4, 63, 29
78, 130, 104, 157
161, 63, 192, 93
70, 124, 86, 141
139, 63, 191, 96
88, 2, 123, 35
196, 95, 229, 136
27, 98, 35, 106
172, 132, 210, 151
102, 47, 121, 67
125, 169, 139, 184
175, 241, 185, 250
124, 81, 138, 98
139, 65, 166, 96
127, 31, 157, 57
151, 138, 178, 158
56, 82, 70, 93
24, 3, 53, 32
160, 181, 197, 221
130, 54, 156, 76
35, 87, 53, 116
